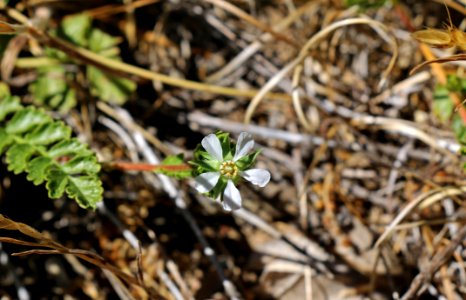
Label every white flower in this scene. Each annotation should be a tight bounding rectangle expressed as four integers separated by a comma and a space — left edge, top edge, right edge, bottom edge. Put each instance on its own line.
194, 132, 271, 211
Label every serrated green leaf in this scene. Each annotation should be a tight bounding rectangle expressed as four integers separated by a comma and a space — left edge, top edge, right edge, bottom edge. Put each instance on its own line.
0, 96, 103, 210
87, 66, 136, 105
6, 108, 51, 134
29, 66, 77, 113
27, 157, 53, 185
0, 95, 22, 121
86, 27, 135, 104
62, 155, 100, 174
48, 139, 92, 158
59, 14, 92, 46
66, 176, 103, 209
31, 14, 134, 108
0, 129, 13, 154
88, 28, 120, 54
6, 144, 36, 174
25, 122, 72, 145
46, 169, 68, 199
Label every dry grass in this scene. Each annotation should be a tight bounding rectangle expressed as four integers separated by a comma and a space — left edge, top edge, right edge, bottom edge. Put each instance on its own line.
1, 0, 466, 299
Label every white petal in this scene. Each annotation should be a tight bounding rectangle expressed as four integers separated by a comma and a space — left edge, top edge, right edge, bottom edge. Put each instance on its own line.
194, 172, 220, 193
222, 180, 242, 211
241, 169, 270, 187
233, 132, 254, 161
202, 134, 223, 162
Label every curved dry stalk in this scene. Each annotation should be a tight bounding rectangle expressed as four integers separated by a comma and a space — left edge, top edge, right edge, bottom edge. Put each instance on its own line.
374, 186, 466, 248
410, 53, 466, 75
292, 64, 315, 132
244, 17, 398, 124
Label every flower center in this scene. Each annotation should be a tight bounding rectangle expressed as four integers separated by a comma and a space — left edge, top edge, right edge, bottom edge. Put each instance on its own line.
220, 160, 238, 179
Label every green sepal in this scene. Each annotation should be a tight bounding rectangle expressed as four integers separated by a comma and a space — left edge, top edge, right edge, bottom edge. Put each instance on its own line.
191, 144, 220, 175
235, 149, 260, 171
217, 131, 233, 161
206, 176, 228, 200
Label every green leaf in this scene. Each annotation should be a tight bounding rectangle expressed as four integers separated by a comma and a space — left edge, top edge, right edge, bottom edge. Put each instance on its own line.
27, 157, 53, 185
66, 175, 103, 209
86, 27, 135, 104
0, 93, 103, 210
88, 28, 120, 55
0, 129, 13, 154
59, 14, 92, 46
29, 66, 77, 113
46, 169, 68, 199
433, 85, 454, 123
157, 154, 192, 179
29, 14, 135, 109
87, 66, 136, 105
47, 139, 92, 158
24, 122, 72, 145
6, 108, 51, 134
452, 115, 466, 145
0, 95, 22, 121
62, 156, 101, 174
6, 143, 36, 174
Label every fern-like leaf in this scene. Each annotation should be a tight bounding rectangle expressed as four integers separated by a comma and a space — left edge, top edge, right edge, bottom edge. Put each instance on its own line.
0, 92, 103, 209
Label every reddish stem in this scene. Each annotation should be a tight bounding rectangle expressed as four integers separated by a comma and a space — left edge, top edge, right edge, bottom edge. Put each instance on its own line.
107, 161, 192, 172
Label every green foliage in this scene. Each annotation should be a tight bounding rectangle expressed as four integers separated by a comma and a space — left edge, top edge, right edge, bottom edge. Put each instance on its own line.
0, 88, 103, 209
157, 154, 193, 179
433, 85, 454, 123
434, 74, 466, 173
29, 66, 77, 113
344, 0, 391, 9
434, 75, 466, 144
29, 13, 136, 111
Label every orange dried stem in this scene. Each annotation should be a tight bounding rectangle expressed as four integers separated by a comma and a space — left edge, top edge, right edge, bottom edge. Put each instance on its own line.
107, 161, 192, 172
